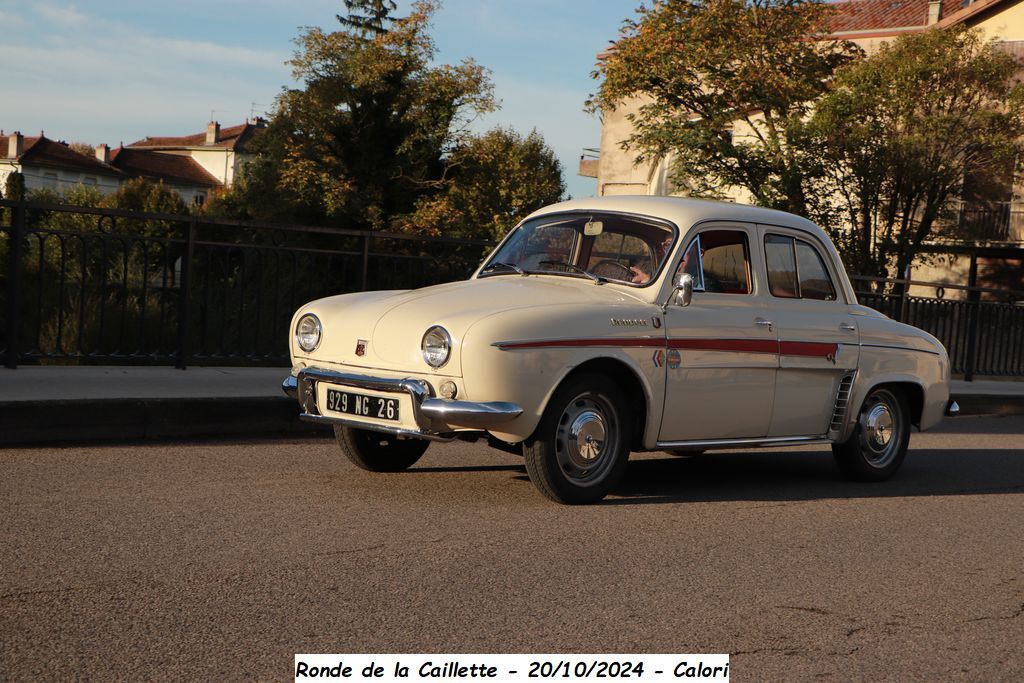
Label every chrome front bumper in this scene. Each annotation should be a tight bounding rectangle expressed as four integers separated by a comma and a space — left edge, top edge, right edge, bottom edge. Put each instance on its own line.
282, 368, 522, 440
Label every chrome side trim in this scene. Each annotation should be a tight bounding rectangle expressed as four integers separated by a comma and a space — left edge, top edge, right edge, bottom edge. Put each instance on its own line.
860, 343, 941, 357
282, 375, 298, 399
656, 435, 831, 450
946, 400, 960, 416
298, 413, 457, 442
420, 399, 523, 429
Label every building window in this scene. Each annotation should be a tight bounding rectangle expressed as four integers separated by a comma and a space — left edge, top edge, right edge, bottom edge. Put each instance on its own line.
42, 172, 59, 190
83, 176, 98, 186
194, 193, 206, 206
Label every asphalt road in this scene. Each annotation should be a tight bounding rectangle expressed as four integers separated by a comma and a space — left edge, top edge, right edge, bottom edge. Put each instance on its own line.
2, 416, 1023, 681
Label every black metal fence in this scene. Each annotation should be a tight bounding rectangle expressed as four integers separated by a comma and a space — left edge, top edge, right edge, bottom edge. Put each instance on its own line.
850, 275, 1024, 380
3, 200, 1024, 379
0, 200, 495, 368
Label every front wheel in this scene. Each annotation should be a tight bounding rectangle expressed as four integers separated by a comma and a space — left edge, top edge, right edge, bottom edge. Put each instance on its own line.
832, 387, 910, 481
334, 426, 429, 472
523, 374, 630, 504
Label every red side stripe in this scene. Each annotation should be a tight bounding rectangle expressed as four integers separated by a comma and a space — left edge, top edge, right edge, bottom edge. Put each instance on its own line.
497, 337, 839, 359
497, 338, 664, 350
668, 338, 778, 354
779, 341, 839, 359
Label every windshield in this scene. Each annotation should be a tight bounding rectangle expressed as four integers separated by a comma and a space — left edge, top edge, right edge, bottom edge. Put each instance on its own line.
479, 212, 676, 285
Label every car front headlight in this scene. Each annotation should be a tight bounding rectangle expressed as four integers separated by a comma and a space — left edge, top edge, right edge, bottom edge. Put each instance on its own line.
421, 326, 451, 368
295, 313, 322, 353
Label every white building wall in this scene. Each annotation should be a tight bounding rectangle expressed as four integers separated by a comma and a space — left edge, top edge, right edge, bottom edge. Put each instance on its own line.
187, 148, 238, 186
0, 162, 121, 195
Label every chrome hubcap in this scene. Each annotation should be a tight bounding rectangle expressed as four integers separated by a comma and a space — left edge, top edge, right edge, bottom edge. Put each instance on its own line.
568, 410, 606, 465
864, 404, 893, 449
554, 394, 618, 485
859, 390, 903, 468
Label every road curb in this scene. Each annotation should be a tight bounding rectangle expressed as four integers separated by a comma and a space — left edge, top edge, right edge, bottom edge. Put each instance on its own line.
1, 392, 1021, 447
951, 393, 1024, 417
0, 396, 323, 447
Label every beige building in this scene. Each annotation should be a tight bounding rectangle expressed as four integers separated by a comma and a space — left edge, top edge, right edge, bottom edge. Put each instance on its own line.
1, 120, 266, 205
124, 120, 265, 189
586, 0, 1024, 296
1, 132, 123, 195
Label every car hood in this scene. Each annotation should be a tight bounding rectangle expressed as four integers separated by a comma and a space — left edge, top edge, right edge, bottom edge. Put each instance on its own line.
295, 275, 646, 376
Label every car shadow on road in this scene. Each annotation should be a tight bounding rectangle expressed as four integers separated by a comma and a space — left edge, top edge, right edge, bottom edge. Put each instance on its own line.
412, 464, 525, 474
605, 446, 1024, 505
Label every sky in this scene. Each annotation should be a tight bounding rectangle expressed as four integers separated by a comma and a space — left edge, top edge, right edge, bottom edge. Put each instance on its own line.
0, 0, 641, 200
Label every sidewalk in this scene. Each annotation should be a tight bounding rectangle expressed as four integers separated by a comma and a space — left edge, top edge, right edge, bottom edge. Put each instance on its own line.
0, 366, 313, 446
1, 366, 1022, 446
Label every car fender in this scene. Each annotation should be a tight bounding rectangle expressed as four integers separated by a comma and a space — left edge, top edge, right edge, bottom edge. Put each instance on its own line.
459, 303, 666, 444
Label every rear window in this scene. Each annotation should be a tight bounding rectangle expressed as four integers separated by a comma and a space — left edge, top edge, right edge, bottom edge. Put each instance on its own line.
764, 234, 836, 301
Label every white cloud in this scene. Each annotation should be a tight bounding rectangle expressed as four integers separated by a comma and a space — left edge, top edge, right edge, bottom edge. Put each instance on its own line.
2, 3, 290, 142
33, 3, 88, 26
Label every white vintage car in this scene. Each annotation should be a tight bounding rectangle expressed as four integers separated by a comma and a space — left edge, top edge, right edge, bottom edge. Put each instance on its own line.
283, 196, 956, 504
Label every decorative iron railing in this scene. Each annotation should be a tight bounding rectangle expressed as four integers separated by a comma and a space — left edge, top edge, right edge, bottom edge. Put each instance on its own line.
1, 200, 495, 368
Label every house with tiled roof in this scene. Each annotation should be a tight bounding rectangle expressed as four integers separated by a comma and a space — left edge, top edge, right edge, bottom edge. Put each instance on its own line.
106, 146, 221, 205
125, 120, 265, 189
587, 0, 1024, 198
1, 132, 123, 195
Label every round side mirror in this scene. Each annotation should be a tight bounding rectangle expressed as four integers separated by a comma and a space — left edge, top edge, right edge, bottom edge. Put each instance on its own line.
674, 272, 694, 307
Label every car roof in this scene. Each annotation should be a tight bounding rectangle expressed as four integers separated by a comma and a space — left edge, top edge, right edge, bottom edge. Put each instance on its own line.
526, 195, 827, 240
523, 195, 856, 304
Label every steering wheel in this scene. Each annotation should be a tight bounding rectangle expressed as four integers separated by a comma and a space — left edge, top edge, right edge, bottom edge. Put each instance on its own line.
590, 259, 636, 281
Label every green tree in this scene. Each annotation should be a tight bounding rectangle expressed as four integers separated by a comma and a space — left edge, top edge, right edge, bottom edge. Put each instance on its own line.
231, 0, 496, 229
68, 141, 95, 158
338, 0, 398, 34
105, 177, 186, 215
401, 127, 565, 240
809, 27, 1024, 280
588, 0, 859, 214
4, 171, 26, 201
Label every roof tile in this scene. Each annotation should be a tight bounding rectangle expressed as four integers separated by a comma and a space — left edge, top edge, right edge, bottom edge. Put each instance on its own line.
109, 148, 221, 187
127, 122, 262, 151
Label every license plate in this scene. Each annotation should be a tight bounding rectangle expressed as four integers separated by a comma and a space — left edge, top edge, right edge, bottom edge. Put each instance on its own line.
325, 389, 400, 422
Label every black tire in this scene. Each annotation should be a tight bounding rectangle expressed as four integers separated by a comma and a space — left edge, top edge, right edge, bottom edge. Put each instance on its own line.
523, 373, 630, 504
832, 387, 910, 482
334, 426, 429, 472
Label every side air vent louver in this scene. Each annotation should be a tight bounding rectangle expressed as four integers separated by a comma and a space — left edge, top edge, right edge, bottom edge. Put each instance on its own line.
829, 374, 855, 434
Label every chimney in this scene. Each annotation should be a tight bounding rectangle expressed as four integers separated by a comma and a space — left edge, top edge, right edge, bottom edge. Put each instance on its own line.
206, 121, 220, 145
96, 143, 110, 163
7, 131, 23, 159
928, 1, 943, 25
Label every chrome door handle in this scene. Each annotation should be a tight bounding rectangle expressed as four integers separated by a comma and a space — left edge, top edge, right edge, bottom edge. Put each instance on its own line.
755, 319, 773, 331
840, 323, 856, 332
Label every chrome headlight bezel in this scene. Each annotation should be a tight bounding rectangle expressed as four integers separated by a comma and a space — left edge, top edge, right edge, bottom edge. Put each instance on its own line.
421, 325, 451, 368
295, 313, 322, 353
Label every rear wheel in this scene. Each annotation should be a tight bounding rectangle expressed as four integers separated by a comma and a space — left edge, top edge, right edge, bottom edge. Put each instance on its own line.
832, 387, 909, 481
334, 426, 429, 472
523, 374, 630, 504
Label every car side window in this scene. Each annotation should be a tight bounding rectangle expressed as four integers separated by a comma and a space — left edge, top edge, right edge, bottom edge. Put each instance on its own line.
764, 234, 836, 301
795, 240, 837, 300
677, 229, 751, 294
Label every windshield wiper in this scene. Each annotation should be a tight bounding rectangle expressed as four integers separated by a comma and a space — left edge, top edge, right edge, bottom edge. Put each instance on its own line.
480, 261, 528, 276
538, 260, 605, 284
